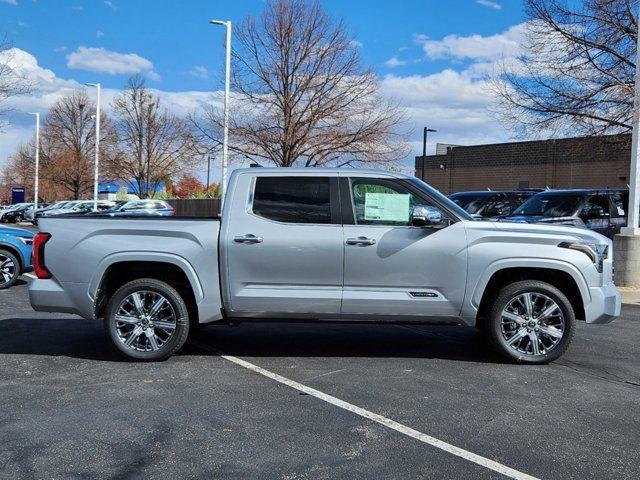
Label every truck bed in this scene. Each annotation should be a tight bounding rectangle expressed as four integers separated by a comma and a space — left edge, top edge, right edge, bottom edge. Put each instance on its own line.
30, 216, 224, 324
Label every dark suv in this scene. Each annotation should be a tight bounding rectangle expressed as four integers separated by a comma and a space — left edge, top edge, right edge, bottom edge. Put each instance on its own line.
505, 189, 629, 238
449, 190, 540, 218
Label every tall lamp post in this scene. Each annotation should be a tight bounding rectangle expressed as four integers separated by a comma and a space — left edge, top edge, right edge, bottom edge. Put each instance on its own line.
613, 18, 640, 287
210, 19, 231, 203
421, 127, 437, 181
28, 112, 40, 210
86, 82, 101, 211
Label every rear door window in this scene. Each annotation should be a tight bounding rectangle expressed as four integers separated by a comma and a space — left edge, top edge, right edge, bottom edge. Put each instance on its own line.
252, 176, 332, 224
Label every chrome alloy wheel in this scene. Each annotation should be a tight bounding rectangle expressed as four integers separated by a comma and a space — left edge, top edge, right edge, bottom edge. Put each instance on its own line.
0, 253, 16, 286
114, 291, 177, 352
500, 292, 565, 356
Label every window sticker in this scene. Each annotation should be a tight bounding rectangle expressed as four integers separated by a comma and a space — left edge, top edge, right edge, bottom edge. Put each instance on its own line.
364, 193, 410, 222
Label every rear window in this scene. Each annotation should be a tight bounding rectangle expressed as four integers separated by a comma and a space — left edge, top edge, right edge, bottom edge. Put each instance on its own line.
252, 177, 331, 224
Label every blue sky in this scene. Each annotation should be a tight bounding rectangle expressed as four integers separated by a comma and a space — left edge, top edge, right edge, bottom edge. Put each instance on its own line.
0, 0, 526, 175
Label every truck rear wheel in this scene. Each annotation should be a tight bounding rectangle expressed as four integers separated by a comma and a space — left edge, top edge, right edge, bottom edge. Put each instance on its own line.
485, 280, 575, 364
104, 278, 190, 361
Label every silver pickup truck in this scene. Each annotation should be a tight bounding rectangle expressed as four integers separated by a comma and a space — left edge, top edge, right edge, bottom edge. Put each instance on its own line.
29, 168, 621, 363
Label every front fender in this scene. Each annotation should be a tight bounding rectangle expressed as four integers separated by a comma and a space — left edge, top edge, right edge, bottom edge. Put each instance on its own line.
464, 258, 591, 316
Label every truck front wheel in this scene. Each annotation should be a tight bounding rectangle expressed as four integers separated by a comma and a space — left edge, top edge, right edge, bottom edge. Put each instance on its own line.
104, 278, 190, 361
485, 280, 575, 364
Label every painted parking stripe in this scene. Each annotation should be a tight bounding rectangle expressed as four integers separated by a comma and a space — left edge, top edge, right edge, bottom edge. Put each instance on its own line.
189, 339, 539, 480
23, 273, 37, 279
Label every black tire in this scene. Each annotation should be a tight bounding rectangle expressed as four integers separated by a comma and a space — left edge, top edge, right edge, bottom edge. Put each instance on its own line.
104, 278, 190, 361
0, 249, 20, 289
485, 280, 575, 364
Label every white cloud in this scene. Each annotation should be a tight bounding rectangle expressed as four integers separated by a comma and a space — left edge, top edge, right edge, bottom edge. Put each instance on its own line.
416, 23, 525, 61
1, 0, 18, 5
476, 0, 502, 10
189, 65, 208, 79
96, 30, 104, 38
103, 0, 116, 10
381, 70, 509, 158
54, 46, 67, 53
0, 48, 222, 169
349, 40, 363, 48
385, 56, 408, 68
66, 46, 160, 81
17, 21, 27, 27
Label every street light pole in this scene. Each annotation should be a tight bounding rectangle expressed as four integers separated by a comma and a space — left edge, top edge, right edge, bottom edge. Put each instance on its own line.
210, 19, 231, 204
621, 29, 640, 236
86, 83, 101, 211
28, 112, 40, 210
613, 19, 640, 287
421, 127, 437, 181
206, 154, 212, 191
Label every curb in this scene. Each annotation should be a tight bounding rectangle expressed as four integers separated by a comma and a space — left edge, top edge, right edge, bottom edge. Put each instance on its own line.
619, 288, 640, 306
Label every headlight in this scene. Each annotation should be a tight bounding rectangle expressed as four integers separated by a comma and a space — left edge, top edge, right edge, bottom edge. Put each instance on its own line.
559, 241, 608, 273
17, 236, 33, 246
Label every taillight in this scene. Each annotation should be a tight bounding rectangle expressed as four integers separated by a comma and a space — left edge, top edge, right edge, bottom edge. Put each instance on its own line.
33, 232, 52, 279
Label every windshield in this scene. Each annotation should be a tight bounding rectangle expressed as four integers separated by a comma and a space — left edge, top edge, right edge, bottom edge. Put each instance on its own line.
450, 193, 494, 215
512, 194, 583, 217
43, 202, 64, 210
406, 178, 473, 220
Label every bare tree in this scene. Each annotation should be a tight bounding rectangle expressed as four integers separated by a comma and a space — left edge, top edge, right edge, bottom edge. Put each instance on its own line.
41, 90, 117, 199
1, 140, 69, 202
493, 0, 638, 137
192, 0, 408, 167
0, 37, 33, 128
110, 76, 200, 197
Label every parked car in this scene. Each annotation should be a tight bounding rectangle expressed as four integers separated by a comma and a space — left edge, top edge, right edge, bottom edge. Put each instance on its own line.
504, 189, 629, 239
22, 203, 51, 222
30, 168, 620, 364
25, 202, 63, 223
0, 203, 34, 224
0, 225, 33, 288
449, 190, 541, 218
97, 200, 174, 217
38, 200, 115, 219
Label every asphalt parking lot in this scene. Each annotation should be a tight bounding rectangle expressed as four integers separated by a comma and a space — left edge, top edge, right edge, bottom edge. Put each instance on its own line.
1, 280, 639, 480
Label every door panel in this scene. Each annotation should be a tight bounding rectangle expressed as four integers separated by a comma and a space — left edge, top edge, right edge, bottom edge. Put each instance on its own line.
225, 175, 343, 318
342, 223, 468, 317
341, 177, 468, 318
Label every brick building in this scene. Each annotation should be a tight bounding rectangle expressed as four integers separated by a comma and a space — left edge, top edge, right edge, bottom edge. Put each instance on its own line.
415, 134, 631, 195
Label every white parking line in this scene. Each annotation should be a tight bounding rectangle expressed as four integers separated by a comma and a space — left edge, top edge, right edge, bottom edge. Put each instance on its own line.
189, 339, 540, 480
23, 273, 37, 279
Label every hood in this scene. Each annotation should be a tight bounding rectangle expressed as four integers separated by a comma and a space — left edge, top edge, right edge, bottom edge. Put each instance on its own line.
482, 218, 609, 245
0, 225, 34, 237
501, 215, 585, 227
44, 208, 77, 216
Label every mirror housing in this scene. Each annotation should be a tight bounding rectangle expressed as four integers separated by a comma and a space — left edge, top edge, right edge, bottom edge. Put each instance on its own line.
582, 206, 608, 220
411, 205, 446, 228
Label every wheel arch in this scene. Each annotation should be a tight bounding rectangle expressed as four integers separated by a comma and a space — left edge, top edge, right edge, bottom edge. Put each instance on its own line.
93, 254, 204, 326
0, 243, 23, 273
474, 265, 587, 330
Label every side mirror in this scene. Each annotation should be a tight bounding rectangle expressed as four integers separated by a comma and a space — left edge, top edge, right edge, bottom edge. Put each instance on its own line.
582, 206, 608, 220
411, 205, 446, 228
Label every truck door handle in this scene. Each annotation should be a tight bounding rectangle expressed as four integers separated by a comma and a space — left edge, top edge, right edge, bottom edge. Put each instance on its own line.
234, 234, 263, 244
346, 236, 376, 246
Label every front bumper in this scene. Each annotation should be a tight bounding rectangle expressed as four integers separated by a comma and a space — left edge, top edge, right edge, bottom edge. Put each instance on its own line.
585, 284, 621, 324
